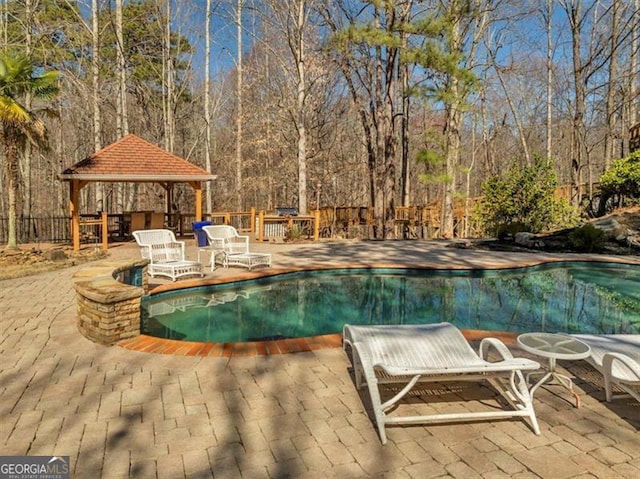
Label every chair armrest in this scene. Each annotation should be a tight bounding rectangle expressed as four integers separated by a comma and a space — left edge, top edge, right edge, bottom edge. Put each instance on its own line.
175, 240, 186, 257
479, 337, 515, 362
226, 236, 249, 255
138, 244, 152, 260
602, 352, 640, 382
229, 236, 249, 245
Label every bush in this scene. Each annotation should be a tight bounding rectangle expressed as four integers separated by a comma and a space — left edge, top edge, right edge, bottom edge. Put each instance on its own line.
475, 157, 580, 236
568, 224, 606, 253
285, 224, 306, 242
600, 151, 640, 200
598, 151, 640, 214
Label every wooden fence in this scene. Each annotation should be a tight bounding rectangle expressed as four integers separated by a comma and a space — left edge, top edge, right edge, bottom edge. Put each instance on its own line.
0, 204, 480, 246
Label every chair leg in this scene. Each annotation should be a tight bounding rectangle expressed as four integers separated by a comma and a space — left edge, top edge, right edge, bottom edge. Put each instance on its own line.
355, 347, 388, 444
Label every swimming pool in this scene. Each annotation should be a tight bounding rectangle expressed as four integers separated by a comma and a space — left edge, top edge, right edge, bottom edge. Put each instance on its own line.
141, 262, 640, 343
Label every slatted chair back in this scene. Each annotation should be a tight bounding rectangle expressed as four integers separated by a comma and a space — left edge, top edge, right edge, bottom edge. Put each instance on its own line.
133, 229, 184, 262
203, 225, 249, 255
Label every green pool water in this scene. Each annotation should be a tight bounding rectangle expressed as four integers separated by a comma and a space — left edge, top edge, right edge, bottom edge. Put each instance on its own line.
141, 261, 640, 343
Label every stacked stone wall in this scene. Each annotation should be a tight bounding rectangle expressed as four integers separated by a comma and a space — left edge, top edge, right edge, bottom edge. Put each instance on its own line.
73, 259, 149, 346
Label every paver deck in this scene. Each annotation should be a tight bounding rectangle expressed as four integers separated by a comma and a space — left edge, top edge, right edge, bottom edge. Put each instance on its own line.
1, 239, 638, 478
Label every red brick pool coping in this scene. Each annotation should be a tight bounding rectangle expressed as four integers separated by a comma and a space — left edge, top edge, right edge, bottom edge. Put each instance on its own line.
118, 329, 518, 357
117, 258, 640, 357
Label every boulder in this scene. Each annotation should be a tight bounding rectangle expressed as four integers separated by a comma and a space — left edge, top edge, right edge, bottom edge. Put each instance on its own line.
44, 249, 68, 262
515, 232, 545, 249
592, 217, 626, 240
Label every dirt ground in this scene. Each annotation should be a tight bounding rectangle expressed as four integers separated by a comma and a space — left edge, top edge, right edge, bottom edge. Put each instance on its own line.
0, 243, 109, 281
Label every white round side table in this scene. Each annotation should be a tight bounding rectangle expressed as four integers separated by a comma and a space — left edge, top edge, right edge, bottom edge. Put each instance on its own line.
517, 332, 591, 407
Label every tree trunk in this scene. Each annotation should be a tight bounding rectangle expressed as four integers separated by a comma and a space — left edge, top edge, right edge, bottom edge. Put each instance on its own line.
632, 0, 639, 127
5, 128, 20, 248
116, 0, 131, 211
165, 0, 173, 151
295, 0, 308, 215
1, 0, 7, 46
23, 0, 33, 218
116, 0, 128, 138
92, 0, 103, 211
546, 0, 553, 161
400, 29, 410, 207
441, 92, 461, 239
204, 0, 212, 213
235, 0, 244, 210
440, 11, 464, 239
604, 0, 619, 169
372, 5, 398, 240
565, 0, 586, 205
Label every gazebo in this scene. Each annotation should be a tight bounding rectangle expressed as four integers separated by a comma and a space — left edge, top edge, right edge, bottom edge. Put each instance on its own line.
59, 134, 216, 251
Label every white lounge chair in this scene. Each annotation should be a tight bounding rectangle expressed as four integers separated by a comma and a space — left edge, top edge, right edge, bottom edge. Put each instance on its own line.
343, 322, 541, 444
570, 334, 640, 403
133, 229, 203, 281
202, 225, 271, 270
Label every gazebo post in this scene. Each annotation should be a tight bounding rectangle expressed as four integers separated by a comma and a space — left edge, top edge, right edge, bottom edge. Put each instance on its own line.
70, 180, 86, 251
190, 181, 203, 221
159, 181, 172, 225
166, 182, 173, 220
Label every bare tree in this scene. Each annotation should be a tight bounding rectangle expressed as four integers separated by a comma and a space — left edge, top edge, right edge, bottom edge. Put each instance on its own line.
204, 0, 220, 213
545, 0, 553, 161
633, 0, 639, 126
235, 0, 245, 210
322, 0, 413, 239
604, 0, 620, 168
256, 0, 319, 214
487, 39, 532, 166
116, 0, 128, 138
92, 0, 103, 210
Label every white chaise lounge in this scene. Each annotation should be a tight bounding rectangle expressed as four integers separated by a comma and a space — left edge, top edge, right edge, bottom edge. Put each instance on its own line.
133, 229, 203, 281
570, 334, 640, 403
343, 322, 541, 444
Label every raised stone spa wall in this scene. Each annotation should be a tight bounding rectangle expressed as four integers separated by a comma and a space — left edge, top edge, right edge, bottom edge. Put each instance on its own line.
73, 259, 149, 346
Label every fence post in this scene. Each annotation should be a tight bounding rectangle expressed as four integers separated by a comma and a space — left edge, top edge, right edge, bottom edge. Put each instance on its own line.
250, 207, 256, 233
258, 210, 264, 242
314, 210, 320, 241
101, 211, 108, 250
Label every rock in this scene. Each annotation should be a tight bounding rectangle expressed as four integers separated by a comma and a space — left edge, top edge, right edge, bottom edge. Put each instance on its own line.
592, 217, 626, 240
44, 249, 68, 262
448, 240, 472, 249
515, 232, 545, 249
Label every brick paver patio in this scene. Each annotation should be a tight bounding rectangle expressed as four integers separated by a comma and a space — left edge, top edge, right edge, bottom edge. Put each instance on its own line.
1, 240, 638, 478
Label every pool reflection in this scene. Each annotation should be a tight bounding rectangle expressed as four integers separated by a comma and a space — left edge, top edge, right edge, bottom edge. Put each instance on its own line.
141, 263, 640, 343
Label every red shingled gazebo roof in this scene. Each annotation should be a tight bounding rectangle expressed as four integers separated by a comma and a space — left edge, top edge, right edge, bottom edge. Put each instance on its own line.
59, 133, 215, 182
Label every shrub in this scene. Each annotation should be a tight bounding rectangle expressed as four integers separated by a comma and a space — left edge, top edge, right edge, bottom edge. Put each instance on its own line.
285, 224, 306, 242
600, 151, 640, 200
568, 224, 606, 253
598, 151, 640, 214
475, 157, 580, 236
